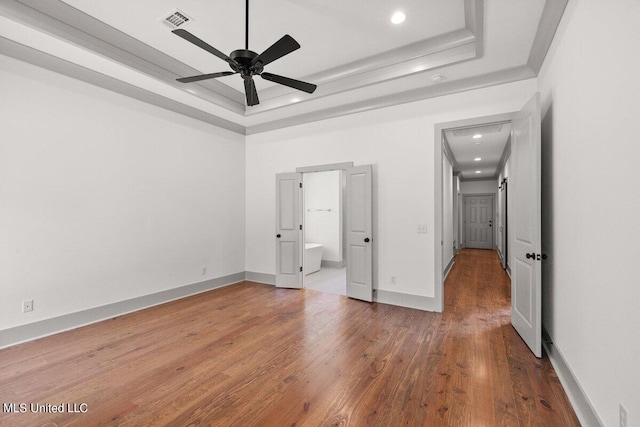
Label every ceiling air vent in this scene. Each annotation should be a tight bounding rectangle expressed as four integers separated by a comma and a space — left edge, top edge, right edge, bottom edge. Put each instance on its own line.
160, 9, 194, 30
452, 123, 504, 137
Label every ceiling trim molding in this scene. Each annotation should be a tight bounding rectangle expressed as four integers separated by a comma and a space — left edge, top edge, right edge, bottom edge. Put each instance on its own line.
3, 0, 245, 112
0, 36, 246, 135
247, 66, 535, 135
3, 0, 485, 120
464, 0, 484, 59
527, 0, 569, 74
248, 34, 477, 114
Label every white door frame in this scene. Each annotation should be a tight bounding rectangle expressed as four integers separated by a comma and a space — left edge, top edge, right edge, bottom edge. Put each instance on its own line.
291, 162, 375, 299
434, 112, 517, 313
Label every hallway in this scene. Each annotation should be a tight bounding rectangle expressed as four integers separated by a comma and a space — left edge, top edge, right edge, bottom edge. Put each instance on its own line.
442, 249, 579, 425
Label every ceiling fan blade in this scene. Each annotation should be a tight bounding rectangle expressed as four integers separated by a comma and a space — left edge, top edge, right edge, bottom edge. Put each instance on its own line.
260, 72, 317, 94
176, 71, 236, 83
244, 77, 260, 106
172, 29, 232, 64
252, 34, 300, 66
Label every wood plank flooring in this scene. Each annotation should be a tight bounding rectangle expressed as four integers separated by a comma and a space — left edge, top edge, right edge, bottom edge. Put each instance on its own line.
0, 249, 579, 426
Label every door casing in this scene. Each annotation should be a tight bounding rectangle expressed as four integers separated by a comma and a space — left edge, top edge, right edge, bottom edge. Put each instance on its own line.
276, 162, 375, 301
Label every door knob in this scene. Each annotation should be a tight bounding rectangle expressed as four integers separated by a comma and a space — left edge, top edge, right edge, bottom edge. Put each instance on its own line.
276, 234, 281, 238
525, 252, 535, 259
364, 237, 370, 243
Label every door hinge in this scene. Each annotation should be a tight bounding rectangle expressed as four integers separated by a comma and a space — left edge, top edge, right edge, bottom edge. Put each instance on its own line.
299, 182, 302, 188
299, 224, 302, 230
300, 266, 303, 272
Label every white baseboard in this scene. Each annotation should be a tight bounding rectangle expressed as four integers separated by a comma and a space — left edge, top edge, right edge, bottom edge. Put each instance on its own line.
245, 271, 276, 285
0, 272, 245, 349
543, 329, 603, 427
321, 260, 344, 269
245, 272, 439, 312
443, 257, 455, 280
375, 289, 438, 311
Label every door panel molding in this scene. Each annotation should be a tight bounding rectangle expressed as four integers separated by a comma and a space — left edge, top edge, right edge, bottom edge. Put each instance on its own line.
275, 173, 302, 288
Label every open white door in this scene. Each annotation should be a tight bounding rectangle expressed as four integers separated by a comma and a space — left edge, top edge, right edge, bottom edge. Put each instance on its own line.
511, 93, 542, 357
275, 173, 302, 289
345, 165, 373, 302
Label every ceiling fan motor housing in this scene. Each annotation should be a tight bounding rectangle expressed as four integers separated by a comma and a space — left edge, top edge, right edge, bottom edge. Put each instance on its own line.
230, 49, 263, 76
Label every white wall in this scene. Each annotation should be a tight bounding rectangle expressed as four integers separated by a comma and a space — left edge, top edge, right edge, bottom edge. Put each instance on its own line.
497, 158, 511, 269
538, 0, 640, 425
304, 170, 341, 262
442, 153, 454, 270
453, 173, 461, 251
460, 179, 498, 195
245, 78, 537, 299
0, 55, 246, 330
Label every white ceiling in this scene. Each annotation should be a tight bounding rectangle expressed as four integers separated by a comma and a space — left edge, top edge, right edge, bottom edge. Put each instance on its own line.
444, 122, 512, 180
0, 0, 566, 136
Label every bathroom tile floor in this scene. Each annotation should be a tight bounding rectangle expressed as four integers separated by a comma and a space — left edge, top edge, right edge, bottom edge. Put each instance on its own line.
304, 267, 346, 296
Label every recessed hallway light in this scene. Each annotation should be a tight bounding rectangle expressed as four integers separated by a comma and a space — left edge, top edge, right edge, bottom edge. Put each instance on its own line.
474, 157, 482, 161
391, 11, 406, 24
472, 134, 482, 139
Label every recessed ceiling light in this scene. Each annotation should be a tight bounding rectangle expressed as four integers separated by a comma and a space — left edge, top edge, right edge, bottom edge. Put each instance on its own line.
391, 11, 406, 24
472, 134, 482, 139
475, 170, 482, 174
474, 157, 482, 161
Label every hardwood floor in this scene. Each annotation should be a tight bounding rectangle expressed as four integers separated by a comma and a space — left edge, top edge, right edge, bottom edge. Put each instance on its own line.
0, 249, 579, 426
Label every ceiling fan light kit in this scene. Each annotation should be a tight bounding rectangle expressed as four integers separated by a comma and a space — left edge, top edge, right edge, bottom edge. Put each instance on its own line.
173, 0, 317, 106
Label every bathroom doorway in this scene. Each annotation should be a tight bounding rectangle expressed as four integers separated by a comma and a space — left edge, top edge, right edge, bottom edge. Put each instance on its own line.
302, 170, 346, 296
276, 161, 373, 301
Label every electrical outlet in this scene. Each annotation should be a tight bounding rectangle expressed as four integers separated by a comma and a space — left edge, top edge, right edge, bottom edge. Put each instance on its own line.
417, 224, 428, 233
391, 276, 397, 285
22, 300, 33, 313
620, 404, 628, 427
202, 266, 207, 276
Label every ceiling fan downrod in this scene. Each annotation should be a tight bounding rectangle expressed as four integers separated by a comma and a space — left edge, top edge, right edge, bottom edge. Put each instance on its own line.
245, 0, 249, 50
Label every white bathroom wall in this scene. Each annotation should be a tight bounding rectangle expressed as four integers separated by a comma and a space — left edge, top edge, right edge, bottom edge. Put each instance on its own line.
537, 0, 640, 425
0, 55, 246, 331
245, 78, 538, 299
304, 170, 341, 262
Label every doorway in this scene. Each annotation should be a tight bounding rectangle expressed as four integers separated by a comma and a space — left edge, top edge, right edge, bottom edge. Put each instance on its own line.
434, 93, 543, 357
275, 162, 374, 302
302, 170, 346, 296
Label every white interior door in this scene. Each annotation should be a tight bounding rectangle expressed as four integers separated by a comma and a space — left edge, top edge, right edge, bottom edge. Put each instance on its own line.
511, 93, 542, 357
346, 165, 373, 302
464, 195, 494, 249
275, 173, 302, 289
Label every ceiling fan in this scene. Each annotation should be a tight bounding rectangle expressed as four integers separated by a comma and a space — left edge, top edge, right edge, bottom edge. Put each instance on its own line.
172, 0, 317, 106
